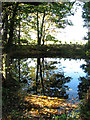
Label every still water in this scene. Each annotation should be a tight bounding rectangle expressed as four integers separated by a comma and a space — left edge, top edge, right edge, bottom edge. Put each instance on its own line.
11, 58, 88, 100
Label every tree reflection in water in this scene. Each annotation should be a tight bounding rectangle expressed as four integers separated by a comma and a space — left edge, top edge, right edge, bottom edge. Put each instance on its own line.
78, 59, 90, 99
10, 57, 71, 99
8, 57, 90, 100
3, 56, 88, 119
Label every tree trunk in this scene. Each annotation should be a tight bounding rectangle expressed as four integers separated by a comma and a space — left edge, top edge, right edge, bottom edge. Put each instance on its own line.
5, 54, 10, 79
37, 11, 41, 45
36, 58, 40, 94
7, 3, 19, 47
40, 61, 45, 95
18, 9, 21, 45
18, 58, 20, 82
40, 10, 45, 45
3, 8, 8, 45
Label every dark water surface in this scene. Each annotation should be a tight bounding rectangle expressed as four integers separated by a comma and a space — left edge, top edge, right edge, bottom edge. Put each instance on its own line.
10, 57, 88, 100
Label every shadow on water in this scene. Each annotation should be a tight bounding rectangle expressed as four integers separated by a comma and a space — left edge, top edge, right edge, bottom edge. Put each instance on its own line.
78, 60, 90, 99
2, 54, 89, 119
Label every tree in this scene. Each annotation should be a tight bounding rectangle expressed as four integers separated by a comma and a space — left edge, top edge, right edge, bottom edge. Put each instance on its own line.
82, 1, 90, 48
18, 2, 75, 45
2, 2, 42, 47
2, 2, 75, 46
2, 3, 19, 47
32, 2, 75, 45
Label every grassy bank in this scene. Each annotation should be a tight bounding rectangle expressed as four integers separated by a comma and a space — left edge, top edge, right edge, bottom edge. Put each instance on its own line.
3, 44, 87, 59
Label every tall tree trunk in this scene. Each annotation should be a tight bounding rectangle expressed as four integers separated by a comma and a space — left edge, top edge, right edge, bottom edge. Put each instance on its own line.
40, 10, 45, 45
42, 27, 45, 45
42, 58, 44, 78
37, 11, 41, 45
18, 58, 20, 82
7, 3, 19, 47
3, 8, 8, 45
5, 54, 10, 79
18, 8, 20, 45
40, 61, 45, 95
36, 58, 40, 94
37, 10, 45, 45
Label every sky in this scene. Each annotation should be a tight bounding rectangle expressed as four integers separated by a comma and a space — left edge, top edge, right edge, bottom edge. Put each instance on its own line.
55, 1, 88, 44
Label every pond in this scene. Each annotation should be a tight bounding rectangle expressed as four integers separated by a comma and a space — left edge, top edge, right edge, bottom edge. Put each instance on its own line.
3, 56, 90, 119
10, 57, 87, 100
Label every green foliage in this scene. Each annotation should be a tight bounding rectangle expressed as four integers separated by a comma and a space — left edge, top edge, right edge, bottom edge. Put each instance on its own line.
2, 2, 75, 47
86, 50, 90, 57
45, 35, 59, 44
32, 2, 75, 45
46, 35, 56, 41
65, 41, 68, 44
85, 41, 90, 58
53, 107, 80, 120
79, 100, 90, 120
82, 2, 90, 28
82, 2, 90, 42
70, 41, 72, 44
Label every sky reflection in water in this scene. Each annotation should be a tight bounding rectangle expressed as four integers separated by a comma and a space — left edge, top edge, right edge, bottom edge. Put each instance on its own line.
24, 58, 87, 99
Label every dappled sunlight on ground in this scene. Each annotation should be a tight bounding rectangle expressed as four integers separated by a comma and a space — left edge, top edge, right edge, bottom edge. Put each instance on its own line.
23, 95, 79, 119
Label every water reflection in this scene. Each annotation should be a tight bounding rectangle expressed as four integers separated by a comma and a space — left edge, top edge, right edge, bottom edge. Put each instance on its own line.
3, 55, 89, 119
78, 60, 90, 99
34, 58, 71, 98
8, 57, 88, 99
